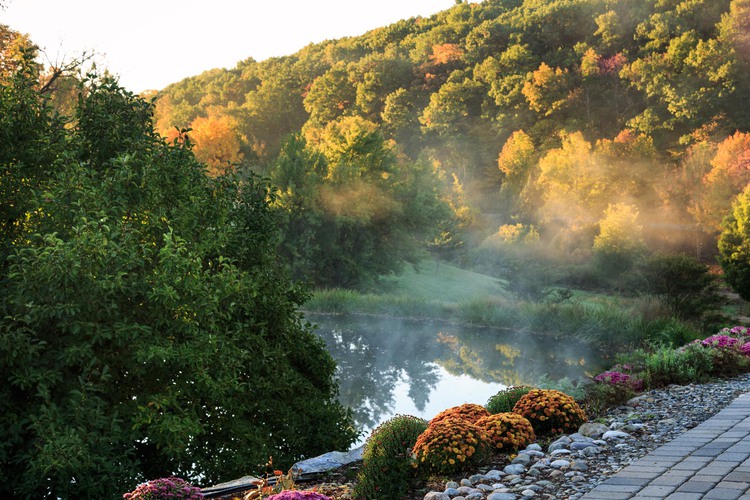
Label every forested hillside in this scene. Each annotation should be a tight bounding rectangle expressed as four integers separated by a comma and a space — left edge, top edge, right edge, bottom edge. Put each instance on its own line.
153, 0, 750, 289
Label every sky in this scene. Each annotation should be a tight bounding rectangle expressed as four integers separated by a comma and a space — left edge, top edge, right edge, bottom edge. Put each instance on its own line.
3, 0, 457, 93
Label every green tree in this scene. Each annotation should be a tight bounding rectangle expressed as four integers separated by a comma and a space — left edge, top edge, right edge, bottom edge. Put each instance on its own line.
272, 120, 450, 289
0, 67, 356, 498
303, 63, 357, 126
719, 185, 750, 300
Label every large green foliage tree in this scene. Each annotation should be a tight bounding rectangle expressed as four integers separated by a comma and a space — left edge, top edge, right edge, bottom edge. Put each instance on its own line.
718, 185, 750, 300
272, 119, 451, 289
0, 57, 356, 498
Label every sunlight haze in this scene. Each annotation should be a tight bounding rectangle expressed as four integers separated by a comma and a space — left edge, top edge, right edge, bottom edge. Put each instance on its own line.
3, 0, 456, 92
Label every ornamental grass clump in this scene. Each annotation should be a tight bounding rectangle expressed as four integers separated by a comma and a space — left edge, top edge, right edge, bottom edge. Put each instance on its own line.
353, 414, 428, 500
411, 417, 491, 475
512, 389, 586, 436
123, 477, 203, 500
429, 403, 491, 425
486, 386, 534, 414
475, 412, 535, 452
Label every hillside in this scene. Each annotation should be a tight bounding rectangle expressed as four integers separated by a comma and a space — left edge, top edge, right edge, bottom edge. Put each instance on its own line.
152, 0, 750, 290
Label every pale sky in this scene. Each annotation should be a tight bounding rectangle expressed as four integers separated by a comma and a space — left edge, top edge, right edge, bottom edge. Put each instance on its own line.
3, 0, 457, 93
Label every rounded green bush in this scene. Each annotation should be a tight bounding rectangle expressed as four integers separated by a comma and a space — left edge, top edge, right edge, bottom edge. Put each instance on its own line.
486, 386, 534, 414
353, 414, 428, 500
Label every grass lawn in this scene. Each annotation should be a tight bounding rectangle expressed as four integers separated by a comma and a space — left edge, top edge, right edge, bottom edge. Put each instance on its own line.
381, 260, 509, 304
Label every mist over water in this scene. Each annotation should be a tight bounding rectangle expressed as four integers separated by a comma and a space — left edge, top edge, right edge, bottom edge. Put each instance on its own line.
310, 314, 604, 445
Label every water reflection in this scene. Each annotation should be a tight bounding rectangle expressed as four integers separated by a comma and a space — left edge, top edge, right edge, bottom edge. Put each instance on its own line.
310, 314, 603, 439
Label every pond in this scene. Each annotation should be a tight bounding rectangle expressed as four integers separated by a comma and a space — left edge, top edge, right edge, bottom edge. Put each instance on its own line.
309, 314, 605, 445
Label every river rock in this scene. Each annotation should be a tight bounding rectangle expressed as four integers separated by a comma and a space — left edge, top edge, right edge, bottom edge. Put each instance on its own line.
504, 464, 526, 475
424, 492, 450, 500
487, 493, 517, 500
578, 422, 609, 438
602, 430, 632, 440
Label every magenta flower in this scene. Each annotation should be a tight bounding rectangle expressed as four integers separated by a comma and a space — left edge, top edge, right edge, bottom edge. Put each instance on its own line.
720, 326, 750, 336
594, 371, 643, 391
701, 335, 741, 349
123, 477, 203, 500
594, 371, 631, 385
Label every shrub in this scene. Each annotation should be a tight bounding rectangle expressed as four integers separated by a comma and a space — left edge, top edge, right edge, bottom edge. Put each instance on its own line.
512, 389, 587, 436
644, 343, 714, 387
265, 492, 332, 500
704, 343, 750, 377
640, 253, 723, 324
585, 369, 643, 414
123, 477, 203, 500
475, 413, 535, 452
486, 386, 534, 414
353, 415, 427, 500
411, 417, 491, 475
429, 403, 492, 425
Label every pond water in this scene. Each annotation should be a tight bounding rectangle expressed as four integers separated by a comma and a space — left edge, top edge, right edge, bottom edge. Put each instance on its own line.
309, 314, 605, 445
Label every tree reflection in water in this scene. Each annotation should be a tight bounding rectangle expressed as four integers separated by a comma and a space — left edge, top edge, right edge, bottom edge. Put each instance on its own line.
310, 314, 603, 440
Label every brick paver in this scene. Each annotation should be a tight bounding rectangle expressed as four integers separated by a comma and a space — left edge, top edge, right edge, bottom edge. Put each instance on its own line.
582, 393, 750, 500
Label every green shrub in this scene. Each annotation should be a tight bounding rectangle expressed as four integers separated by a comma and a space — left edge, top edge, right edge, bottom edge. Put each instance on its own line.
412, 417, 491, 475
640, 253, 724, 325
643, 343, 714, 387
353, 415, 428, 500
486, 386, 534, 414
429, 403, 492, 425
475, 413, 535, 452
584, 368, 642, 415
512, 389, 587, 436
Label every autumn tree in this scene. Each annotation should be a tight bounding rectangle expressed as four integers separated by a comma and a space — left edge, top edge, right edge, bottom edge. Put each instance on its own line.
701, 132, 750, 230
522, 62, 575, 117
186, 114, 244, 176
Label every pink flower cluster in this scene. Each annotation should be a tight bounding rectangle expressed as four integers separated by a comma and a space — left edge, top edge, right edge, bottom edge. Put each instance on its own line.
594, 371, 631, 385
266, 492, 332, 500
123, 477, 203, 500
741, 343, 750, 356
721, 326, 750, 336
594, 371, 643, 391
701, 335, 742, 349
